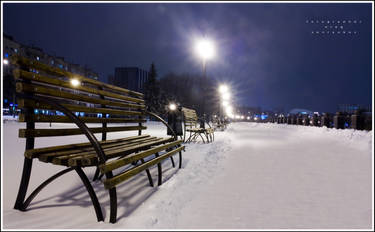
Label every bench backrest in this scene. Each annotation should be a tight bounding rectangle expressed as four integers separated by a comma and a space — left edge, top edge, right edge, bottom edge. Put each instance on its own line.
12, 55, 147, 141
181, 107, 199, 129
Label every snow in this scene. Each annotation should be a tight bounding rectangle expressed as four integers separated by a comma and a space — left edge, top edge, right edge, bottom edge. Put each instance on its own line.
1, 120, 373, 230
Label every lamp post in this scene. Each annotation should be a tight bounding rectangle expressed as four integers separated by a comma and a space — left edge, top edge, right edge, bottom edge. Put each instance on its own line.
195, 38, 215, 124
218, 84, 230, 119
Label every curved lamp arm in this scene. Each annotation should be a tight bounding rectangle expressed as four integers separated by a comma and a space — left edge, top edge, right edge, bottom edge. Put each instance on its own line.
145, 111, 177, 140
18, 93, 107, 164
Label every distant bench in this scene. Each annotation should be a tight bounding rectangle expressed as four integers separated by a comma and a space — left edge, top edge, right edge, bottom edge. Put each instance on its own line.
212, 116, 228, 131
181, 107, 214, 143
12, 55, 184, 223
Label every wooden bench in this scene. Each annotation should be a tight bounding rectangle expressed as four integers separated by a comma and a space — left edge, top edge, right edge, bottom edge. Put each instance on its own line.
181, 107, 214, 143
11, 55, 184, 223
212, 116, 228, 131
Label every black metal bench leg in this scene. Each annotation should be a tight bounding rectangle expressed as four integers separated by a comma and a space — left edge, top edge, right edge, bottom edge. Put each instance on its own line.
190, 132, 198, 142
155, 153, 162, 186
14, 157, 33, 210
186, 132, 193, 143
21, 167, 74, 210
198, 133, 206, 143
109, 187, 117, 223
74, 167, 104, 222
93, 167, 100, 181
170, 156, 175, 168
205, 132, 210, 143
140, 158, 153, 187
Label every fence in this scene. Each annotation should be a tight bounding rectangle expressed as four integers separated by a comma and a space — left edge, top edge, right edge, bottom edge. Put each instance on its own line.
266, 110, 372, 131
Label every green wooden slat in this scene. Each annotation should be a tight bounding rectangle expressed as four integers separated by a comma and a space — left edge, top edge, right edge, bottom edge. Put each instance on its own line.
104, 146, 184, 189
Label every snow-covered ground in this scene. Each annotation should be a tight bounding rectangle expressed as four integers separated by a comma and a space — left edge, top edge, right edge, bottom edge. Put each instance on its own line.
1, 120, 373, 230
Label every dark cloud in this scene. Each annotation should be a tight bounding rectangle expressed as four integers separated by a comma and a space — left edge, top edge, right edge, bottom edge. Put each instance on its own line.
3, 3, 372, 112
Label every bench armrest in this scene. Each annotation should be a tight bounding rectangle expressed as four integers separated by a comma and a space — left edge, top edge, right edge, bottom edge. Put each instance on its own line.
145, 111, 177, 140
17, 93, 107, 163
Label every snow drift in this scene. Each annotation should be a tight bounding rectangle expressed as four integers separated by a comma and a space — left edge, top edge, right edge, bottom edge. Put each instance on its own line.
1, 121, 373, 230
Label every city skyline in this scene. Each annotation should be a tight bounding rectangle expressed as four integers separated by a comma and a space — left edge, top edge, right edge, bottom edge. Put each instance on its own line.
3, 2, 373, 113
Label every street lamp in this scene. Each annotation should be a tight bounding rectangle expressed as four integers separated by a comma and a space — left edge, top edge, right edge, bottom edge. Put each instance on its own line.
218, 84, 230, 119
195, 38, 215, 78
222, 92, 230, 101
195, 37, 216, 125
222, 100, 229, 107
70, 78, 81, 87
3, 59, 9, 65
218, 84, 228, 94
168, 103, 177, 111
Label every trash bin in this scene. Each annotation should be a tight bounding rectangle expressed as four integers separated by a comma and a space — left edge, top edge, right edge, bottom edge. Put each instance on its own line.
167, 106, 183, 136
199, 115, 206, 129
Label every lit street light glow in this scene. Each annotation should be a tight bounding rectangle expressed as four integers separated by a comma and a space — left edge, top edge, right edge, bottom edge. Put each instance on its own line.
169, 103, 177, 111
3, 59, 9, 65
222, 92, 230, 101
195, 38, 215, 61
222, 100, 229, 107
70, 78, 81, 87
225, 106, 233, 116
218, 84, 229, 94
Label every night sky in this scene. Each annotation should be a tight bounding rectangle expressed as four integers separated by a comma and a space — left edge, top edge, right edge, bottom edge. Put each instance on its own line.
3, 3, 373, 113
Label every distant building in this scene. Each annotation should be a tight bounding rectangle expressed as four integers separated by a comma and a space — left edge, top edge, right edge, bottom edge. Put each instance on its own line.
338, 104, 371, 114
289, 108, 313, 115
111, 67, 149, 93
2, 33, 99, 108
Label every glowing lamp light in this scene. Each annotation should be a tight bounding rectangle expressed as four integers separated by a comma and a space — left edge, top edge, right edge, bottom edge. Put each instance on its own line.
225, 107, 233, 116
218, 84, 229, 94
70, 78, 81, 87
241, 116, 244, 120
222, 100, 229, 107
195, 38, 215, 60
222, 92, 230, 101
3, 59, 9, 65
169, 103, 177, 111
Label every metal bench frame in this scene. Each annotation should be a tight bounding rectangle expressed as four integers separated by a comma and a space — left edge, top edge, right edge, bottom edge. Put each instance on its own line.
181, 107, 214, 143
12, 55, 184, 223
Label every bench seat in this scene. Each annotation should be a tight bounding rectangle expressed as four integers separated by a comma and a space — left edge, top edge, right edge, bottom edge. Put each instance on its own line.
25, 135, 178, 167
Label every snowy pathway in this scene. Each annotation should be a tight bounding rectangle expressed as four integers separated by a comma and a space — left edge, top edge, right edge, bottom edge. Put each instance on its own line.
2, 121, 372, 229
